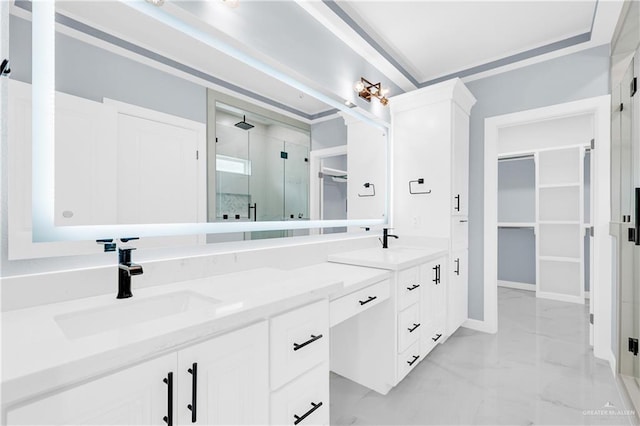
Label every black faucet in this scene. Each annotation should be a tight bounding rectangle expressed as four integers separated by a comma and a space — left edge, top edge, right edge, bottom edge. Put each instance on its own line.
381, 228, 399, 249
117, 247, 143, 299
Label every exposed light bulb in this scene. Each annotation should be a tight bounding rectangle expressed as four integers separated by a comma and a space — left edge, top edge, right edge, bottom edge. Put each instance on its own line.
381, 88, 389, 96
223, 0, 240, 8
354, 80, 365, 93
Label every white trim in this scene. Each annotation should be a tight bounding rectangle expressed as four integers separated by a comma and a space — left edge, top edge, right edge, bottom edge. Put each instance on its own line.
536, 291, 585, 305
484, 95, 612, 361
497, 222, 535, 228
584, 291, 590, 300
497, 280, 535, 291
309, 145, 348, 227
461, 318, 496, 334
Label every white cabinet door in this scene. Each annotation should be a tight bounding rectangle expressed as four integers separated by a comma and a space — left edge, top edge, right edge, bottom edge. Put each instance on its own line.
447, 249, 469, 336
176, 321, 269, 426
451, 104, 470, 217
392, 103, 452, 238
420, 258, 446, 356
7, 354, 176, 425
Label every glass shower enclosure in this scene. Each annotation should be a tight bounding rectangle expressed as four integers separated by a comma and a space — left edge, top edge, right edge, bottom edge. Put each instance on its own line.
213, 104, 310, 240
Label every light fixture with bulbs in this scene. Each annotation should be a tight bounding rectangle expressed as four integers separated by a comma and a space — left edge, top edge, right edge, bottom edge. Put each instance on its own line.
354, 77, 389, 106
223, 0, 240, 8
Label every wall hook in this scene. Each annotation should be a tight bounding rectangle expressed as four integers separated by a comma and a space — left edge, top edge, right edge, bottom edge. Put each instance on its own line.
358, 182, 376, 197
409, 178, 431, 195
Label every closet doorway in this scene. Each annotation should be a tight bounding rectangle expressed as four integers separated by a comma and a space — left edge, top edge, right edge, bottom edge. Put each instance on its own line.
497, 149, 592, 304
483, 96, 612, 363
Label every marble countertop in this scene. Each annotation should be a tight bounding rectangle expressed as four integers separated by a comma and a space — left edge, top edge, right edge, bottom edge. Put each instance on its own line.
1, 267, 342, 407
328, 246, 448, 270
286, 263, 391, 300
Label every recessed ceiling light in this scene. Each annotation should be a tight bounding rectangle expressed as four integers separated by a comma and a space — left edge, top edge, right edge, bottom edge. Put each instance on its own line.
223, 0, 240, 8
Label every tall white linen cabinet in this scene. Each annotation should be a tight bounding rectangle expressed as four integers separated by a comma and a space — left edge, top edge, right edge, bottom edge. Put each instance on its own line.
390, 78, 476, 336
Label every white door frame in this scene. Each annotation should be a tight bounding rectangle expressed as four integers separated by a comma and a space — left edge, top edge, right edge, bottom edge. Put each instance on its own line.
483, 95, 613, 367
309, 145, 348, 232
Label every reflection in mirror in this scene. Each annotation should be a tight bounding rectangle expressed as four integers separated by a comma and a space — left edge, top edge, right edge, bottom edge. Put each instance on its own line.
7, 0, 388, 258
212, 102, 311, 241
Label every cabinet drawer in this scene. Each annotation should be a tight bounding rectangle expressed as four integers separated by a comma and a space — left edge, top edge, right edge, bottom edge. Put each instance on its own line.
397, 303, 421, 353
397, 341, 421, 382
270, 300, 329, 390
397, 267, 421, 310
271, 363, 329, 426
421, 326, 444, 358
330, 279, 390, 327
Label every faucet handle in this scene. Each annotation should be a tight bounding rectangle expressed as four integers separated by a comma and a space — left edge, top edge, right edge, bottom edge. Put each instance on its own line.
119, 237, 139, 243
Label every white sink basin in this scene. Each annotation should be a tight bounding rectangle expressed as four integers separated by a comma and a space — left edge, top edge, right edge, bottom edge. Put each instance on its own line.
55, 291, 220, 339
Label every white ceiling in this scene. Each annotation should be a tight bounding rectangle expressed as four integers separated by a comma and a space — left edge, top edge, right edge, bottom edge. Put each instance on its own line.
21, 0, 623, 124
335, 1, 597, 84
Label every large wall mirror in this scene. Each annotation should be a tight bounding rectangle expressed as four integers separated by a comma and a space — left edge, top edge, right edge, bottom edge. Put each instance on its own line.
6, 0, 389, 259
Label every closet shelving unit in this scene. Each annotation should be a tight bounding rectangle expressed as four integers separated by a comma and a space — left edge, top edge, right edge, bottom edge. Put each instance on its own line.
535, 146, 585, 304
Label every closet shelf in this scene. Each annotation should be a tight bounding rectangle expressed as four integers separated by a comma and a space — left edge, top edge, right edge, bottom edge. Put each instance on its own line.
538, 183, 581, 189
539, 256, 581, 263
537, 220, 581, 225
498, 222, 535, 228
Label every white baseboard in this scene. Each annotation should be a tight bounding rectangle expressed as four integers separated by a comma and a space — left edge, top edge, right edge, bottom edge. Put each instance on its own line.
536, 291, 585, 305
497, 280, 535, 291
462, 318, 497, 334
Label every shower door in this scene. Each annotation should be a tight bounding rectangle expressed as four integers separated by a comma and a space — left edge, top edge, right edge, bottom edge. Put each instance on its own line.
283, 141, 310, 237
215, 122, 250, 222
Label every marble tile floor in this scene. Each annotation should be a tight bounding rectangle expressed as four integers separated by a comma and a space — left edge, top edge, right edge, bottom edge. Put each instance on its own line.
330, 287, 638, 425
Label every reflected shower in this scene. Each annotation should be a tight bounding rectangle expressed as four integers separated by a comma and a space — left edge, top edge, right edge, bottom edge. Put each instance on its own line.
235, 115, 254, 130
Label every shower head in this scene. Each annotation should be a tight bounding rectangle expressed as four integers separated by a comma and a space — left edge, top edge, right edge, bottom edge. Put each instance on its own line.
235, 115, 254, 130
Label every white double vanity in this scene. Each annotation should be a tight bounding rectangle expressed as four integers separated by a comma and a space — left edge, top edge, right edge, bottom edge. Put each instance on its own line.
2, 76, 474, 425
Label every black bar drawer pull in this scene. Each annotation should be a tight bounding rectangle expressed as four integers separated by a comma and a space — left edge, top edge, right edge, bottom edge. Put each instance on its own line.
294, 401, 323, 425
454, 194, 460, 211
454, 258, 460, 276
359, 295, 377, 306
432, 333, 443, 342
407, 355, 419, 366
163, 372, 173, 426
436, 265, 441, 284
635, 188, 640, 245
187, 363, 197, 423
406, 284, 420, 291
408, 323, 420, 333
293, 334, 323, 351
432, 265, 438, 284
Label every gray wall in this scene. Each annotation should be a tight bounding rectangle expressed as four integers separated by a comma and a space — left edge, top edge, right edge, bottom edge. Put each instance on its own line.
498, 228, 536, 285
9, 15, 206, 123
466, 44, 610, 320
498, 157, 535, 223
311, 117, 347, 150
497, 157, 536, 285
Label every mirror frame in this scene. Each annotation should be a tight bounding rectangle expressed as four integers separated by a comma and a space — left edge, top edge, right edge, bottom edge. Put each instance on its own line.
31, 0, 389, 242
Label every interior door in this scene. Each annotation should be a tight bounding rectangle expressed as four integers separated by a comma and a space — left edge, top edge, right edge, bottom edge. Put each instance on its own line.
117, 114, 200, 225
